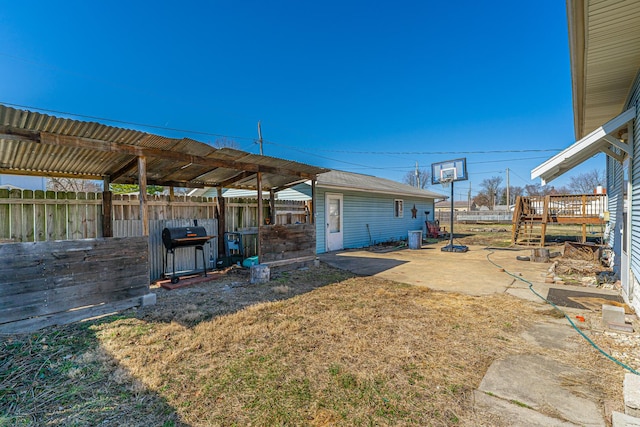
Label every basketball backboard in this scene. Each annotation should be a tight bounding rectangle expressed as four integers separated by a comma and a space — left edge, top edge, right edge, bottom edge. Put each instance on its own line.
431, 158, 468, 185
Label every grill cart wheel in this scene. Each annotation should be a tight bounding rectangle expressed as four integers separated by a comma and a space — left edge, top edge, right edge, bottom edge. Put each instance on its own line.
171, 276, 180, 284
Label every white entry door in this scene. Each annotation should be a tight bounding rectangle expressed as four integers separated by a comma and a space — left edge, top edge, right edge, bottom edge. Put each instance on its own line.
325, 193, 343, 251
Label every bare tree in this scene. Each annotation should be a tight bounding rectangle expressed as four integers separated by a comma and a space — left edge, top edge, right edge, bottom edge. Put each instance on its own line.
47, 178, 103, 192
567, 169, 605, 194
500, 186, 523, 205
472, 192, 491, 208
479, 176, 503, 208
524, 183, 554, 196
402, 169, 431, 189
213, 137, 240, 150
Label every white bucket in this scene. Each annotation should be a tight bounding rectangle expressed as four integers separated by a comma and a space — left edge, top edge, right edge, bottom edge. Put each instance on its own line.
250, 264, 270, 284
408, 230, 422, 250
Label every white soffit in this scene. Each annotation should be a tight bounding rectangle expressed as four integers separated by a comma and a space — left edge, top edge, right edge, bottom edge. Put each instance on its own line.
531, 106, 635, 185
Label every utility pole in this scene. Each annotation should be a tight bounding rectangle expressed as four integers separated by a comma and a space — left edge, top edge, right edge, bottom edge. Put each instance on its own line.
506, 167, 510, 207
468, 181, 471, 211
415, 161, 419, 188
257, 121, 264, 155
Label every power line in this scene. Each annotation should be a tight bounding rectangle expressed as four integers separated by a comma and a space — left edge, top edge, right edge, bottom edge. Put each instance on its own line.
0, 101, 256, 142
265, 140, 563, 155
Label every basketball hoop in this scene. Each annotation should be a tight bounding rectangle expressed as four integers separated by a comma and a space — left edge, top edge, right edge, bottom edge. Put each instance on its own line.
430, 158, 469, 253
440, 177, 453, 190
439, 168, 456, 191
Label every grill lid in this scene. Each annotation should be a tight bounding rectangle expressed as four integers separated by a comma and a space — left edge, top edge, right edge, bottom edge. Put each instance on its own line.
162, 226, 212, 249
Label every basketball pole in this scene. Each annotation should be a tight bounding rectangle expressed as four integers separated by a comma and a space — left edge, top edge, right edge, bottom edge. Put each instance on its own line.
448, 180, 454, 248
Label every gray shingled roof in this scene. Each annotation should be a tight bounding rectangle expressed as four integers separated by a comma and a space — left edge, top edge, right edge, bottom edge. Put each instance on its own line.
317, 170, 446, 199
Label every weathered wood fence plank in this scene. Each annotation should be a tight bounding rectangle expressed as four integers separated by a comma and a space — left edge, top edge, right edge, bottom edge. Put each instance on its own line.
0, 237, 150, 330
259, 223, 315, 263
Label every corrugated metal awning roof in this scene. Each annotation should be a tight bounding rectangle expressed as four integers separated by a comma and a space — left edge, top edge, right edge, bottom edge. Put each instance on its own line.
0, 104, 327, 190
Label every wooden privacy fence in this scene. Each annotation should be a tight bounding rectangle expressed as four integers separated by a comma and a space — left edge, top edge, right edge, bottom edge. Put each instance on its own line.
0, 188, 103, 242
0, 190, 217, 242
0, 190, 307, 245
0, 190, 311, 279
0, 237, 150, 333
435, 210, 512, 227
112, 194, 217, 220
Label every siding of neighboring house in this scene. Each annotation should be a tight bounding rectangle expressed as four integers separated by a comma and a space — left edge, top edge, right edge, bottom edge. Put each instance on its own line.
202, 186, 310, 200
0, 175, 46, 190
628, 71, 640, 310
315, 187, 434, 253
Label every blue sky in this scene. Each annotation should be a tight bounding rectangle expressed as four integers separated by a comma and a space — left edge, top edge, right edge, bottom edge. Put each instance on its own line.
0, 1, 600, 200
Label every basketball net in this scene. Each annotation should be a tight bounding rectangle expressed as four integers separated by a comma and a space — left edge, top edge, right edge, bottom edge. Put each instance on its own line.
440, 178, 453, 190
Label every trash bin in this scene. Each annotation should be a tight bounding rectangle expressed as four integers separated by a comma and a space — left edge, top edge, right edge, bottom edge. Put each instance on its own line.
408, 230, 422, 250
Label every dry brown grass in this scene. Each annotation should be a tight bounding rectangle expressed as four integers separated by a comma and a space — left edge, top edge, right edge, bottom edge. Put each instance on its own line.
2, 255, 631, 426
89, 276, 624, 426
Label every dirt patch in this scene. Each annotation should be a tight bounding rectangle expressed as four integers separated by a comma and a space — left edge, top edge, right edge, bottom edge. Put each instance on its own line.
140, 264, 355, 326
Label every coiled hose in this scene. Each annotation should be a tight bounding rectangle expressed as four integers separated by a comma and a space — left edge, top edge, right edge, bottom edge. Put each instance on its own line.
485, 249, 639, 376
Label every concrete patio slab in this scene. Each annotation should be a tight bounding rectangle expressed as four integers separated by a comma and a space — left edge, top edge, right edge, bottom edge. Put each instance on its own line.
318, 244, 621, 304
478, 354, 605, 426
473, 390, 580, 426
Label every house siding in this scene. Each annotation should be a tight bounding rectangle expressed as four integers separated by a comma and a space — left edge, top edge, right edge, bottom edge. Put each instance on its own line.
315, 187, 435, 253
628, 70, 640, 311
607, 150, 624, 275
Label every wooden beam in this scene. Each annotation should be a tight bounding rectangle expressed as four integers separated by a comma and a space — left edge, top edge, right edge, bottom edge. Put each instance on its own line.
272, 178, 308, 193
217, 171, 256, 188
311, 179, 316, 224
216, 187, 226, 258
138, 156, 149, 236
110, 158, 139, 181
257, 172, 263, 262
0, 168, 103, 181
269, 189, 276, 224
102, 190, 113, 238
0, 126, 317, 180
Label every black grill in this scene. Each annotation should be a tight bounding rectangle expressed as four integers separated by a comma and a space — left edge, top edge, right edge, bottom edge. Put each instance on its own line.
162, 226, 211, 250
162, 226, 215, 285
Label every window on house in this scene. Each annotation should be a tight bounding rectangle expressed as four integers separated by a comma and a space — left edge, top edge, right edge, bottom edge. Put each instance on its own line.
394, 199, 403, 218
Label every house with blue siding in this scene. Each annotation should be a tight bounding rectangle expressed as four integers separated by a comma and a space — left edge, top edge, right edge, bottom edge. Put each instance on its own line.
202, 170, 446, 254
313, 170, 445, 253
532, 1, 640, 313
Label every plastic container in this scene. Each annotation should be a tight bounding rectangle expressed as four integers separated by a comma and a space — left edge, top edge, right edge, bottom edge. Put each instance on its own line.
242, 255, 259, 268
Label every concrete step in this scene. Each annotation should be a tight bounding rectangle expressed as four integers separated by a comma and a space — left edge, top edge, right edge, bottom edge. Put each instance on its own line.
613, 411, 640, 427
625, 374, 640, 418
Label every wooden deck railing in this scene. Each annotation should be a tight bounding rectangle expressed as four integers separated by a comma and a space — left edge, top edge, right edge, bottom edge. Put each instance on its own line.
512, 194, 607, 246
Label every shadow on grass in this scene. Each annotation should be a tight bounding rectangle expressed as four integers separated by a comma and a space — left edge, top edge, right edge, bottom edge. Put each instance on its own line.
133, 263, 357, 329
0, 321, 189, 427
0, 263, 358, 425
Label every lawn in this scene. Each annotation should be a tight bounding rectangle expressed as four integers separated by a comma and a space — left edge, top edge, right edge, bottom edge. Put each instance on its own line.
0, 229, 627, 426
442, 222, 605, 248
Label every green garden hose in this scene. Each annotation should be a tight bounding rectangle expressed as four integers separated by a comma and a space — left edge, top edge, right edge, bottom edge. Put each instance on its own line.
485, 249, 639, 376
